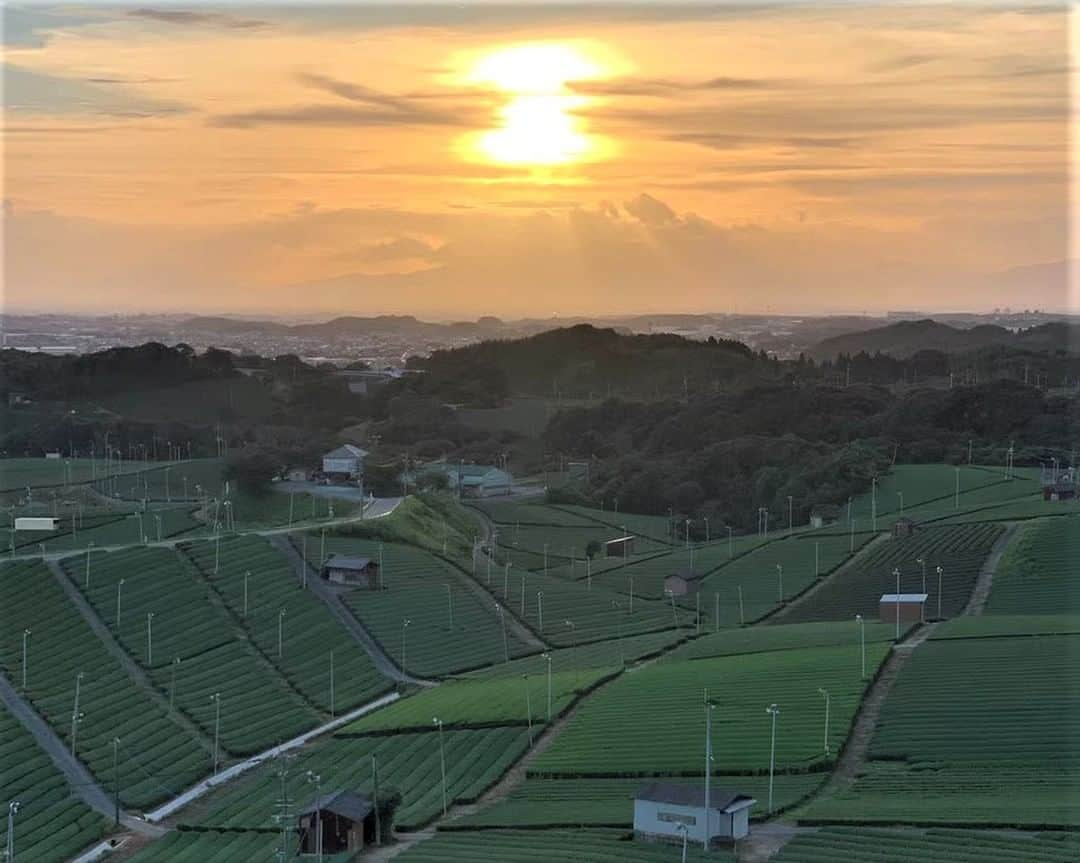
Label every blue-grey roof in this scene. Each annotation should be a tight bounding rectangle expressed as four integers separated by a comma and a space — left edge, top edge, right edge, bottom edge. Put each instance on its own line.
635, 781, 755, 812
299, 789, 372, 822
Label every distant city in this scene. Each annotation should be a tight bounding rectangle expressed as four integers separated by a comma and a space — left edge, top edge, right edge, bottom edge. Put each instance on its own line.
1, 309, 1072, 367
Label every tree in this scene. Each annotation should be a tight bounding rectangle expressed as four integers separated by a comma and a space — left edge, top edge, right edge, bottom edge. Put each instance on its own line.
223, 449, 279, 495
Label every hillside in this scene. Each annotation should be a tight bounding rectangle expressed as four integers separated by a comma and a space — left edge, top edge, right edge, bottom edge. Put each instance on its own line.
812, 319, 1079, 360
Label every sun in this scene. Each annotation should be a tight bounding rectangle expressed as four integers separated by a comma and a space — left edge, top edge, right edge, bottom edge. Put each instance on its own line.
456, 41, 620, 168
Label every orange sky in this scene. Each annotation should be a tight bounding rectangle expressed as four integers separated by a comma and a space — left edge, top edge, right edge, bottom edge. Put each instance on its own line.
2, 2, 1072, 317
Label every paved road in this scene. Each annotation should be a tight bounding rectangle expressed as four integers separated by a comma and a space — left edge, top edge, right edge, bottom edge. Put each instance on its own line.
4, 496, 404, 563
268, 534, 433, 687
0, 669, 164, 837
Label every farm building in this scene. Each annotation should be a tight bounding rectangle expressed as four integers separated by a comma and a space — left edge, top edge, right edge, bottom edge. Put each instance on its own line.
892, 517, 918, 538
285, 467, 310, 482
410, 463, 513, 498
321, 554, 380, 588
633, 781, 756, 845
322, 444, 368, 480
297, 788, 397, 855
1041, 467, 1078, 501
664, 568, 704, 596
606, 536, 636, 557
336, 367, 403, 395
879, 592, 928, 625
810, 504, 841, 530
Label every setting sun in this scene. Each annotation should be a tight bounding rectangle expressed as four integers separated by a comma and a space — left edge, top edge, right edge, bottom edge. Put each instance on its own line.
459, 41, 619, 167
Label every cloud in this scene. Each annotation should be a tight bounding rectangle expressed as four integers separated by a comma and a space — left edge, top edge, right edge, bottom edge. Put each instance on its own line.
210, 72, 485, 129
572, 75, 781, 98
208, 104, 463, 129
2, 6, 99, 48
3, 63, 187, 118
362, 236, 441, 263
624, 193, 678, 227
127, 8, 268, 30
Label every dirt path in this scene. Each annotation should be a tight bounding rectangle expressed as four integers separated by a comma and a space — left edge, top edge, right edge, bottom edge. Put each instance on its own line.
268, 534, 434, 687
822, 622, 938, 791
738, 823, 816, 863
963, 522, 1017, 616
764, 532, 890, 625
44, 558, 215, 754
0, 669, 165, 838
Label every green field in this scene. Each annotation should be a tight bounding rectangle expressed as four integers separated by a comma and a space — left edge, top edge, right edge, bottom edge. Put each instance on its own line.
664, 620, 897, 663
293, 535, 537, 675
449, 774, 823, 829
773, 827, 1080, 862
180, 535, 393, 712
776, 523, 1004, 624
393, 828, 732, 862
847, 465, 1039, 529
3, 505, 204, 555
489, 566, 692, 646
985, 517, 1080, 615
185, 726, 530, 831
0, 560, 209, 807
464, 629, 687, 678
0, 456, 148, 492
531, 642, 891, 776
340, 668, 612, 735
61, 547, 321, 755
0, 704, 107, 863
804, 619, 1080, 827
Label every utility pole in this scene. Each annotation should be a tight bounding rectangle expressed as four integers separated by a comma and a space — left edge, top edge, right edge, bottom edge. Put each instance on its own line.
936, 566, 944, 620
893, 567, 901, 640
210, 693, 221, 774
543, 652, 552, 720
372, 754, 382, 846
766, 704, 780, 814
329, 650, 335, 718
524, 674, 534, 746
400, 618, 411, 671
703, 690, 716, 851
845, 610, 863, 683
6, 800, 20, 862
112, 738, 120, 826
433, 717, 447, 817
306, 771, 323, 863
21, 628, 30, 690
818, 688, 830, 756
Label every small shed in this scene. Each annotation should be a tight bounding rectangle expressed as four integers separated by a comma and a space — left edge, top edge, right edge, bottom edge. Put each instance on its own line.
605, 536, 635, 558
892, 517, 917, 539
634, 781, 756, 845
664, 568, 703, 597
1043, 480, 1077, 501
285, 467, 310, 482
810, 504, 841, 530
298, 788, 397, 855
879, 593, 928, 625
321, 554, 380, 588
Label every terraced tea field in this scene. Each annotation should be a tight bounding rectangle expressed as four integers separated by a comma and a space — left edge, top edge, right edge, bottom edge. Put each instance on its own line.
665, 619, 896, 663
491, 567, 692, 646
185, 726, 530, 831
340, 668, 612, 734
532, 642, 891, 775
293, 535, 537, 675
0, 456, 147, 492
773, 827, 1080, 862
394, 828, 732, 862
985, 517, 1080, 615
62, 547, 320, 754
464, 629, 686, 677
804, 619, 1080, 827
450, 774, 824, 828
181, 535, 391, 711
0, 704, 107, 863
776, 522, 1004, 624
0, 560, 209, 806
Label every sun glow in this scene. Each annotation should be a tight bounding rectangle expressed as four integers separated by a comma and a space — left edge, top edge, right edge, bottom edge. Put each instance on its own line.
459, 42, 619, 167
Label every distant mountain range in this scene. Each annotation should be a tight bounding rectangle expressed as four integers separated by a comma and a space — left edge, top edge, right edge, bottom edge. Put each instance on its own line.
811, 319, 1080, 360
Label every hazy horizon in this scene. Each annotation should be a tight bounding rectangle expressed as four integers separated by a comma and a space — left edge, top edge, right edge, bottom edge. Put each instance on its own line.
3, 2, 1072, 317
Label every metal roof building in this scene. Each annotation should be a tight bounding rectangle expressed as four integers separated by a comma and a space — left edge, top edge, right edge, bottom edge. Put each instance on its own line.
634, 781, 756, 844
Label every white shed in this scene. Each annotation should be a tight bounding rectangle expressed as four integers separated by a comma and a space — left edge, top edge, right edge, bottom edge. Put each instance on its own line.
322, 444, 368, 479
633, 781, 756, 845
